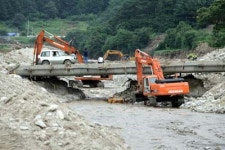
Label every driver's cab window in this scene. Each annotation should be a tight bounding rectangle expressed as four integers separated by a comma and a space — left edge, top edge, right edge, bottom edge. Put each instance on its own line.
149, 77, 157, 84
52, 51, 59, 57
41, 51, 50, 57
144, 78, 149, 87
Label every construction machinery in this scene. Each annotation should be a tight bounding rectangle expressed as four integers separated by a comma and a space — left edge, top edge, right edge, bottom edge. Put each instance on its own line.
33, 30, 83, 64
33, 30, 112, 88
133, 49, 189, 107
103, 50, 134, 61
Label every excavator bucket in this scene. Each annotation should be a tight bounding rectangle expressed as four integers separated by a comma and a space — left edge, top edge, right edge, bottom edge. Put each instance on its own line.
108, 97, 124, 103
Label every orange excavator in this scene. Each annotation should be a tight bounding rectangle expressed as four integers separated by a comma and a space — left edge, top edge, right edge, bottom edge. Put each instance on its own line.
133, 49, 189, 107
33, 30, 83, 64
33, 30, 112, 88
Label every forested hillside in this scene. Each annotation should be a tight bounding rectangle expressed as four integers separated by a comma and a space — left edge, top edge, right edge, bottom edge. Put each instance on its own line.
1, 0, 225, 58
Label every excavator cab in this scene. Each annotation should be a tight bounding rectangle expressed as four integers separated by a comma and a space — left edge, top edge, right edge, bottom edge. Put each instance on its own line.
143, 76, 157, 95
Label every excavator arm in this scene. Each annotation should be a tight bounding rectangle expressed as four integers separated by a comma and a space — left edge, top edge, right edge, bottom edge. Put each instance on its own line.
103, 50, 124, 61
135, 49, 164, 83
33, 30, 83, 64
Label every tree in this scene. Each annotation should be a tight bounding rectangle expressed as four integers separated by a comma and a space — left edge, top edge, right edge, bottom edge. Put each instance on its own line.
86, 26, 109, 58
197, 0, 225, 30
42, 1, 58, 19
12, 13, 26, 29
197, 0, 225, 47
56, 0, 78, 18
103, 29, 137, 53
77, 0, 109, 14
157, 22, 197, 50
174, 0, 214, 26
0, 1, 9, 20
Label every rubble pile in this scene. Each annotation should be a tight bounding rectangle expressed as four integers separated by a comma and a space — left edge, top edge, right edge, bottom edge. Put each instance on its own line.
0, 48, 129, 149
182, 48, 225, 113
112, 78, 137, 103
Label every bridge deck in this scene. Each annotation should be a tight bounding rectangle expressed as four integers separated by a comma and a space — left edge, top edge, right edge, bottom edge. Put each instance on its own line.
10, 61, 225, 77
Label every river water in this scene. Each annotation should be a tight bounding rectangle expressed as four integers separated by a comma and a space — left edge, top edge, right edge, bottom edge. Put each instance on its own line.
70, 100, 225, 150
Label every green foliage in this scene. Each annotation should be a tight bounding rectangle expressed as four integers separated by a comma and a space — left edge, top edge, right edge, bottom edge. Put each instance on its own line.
100, 27, 152, 55
0, 45, 11, 51
86, 25, 110, 57
0, 23, 9, 35
0, 0, 218, 57
0, 30, 7, 36
197, 0, 225, 47
174, 0, 214, 26
30, 19, 86, 35
13, 36, 36, 44
12, 13, 26, 30
212, 29, 225, 47
157, 22, 197, 50
65, 30, 89, 53
134, 27, 153, 49
197, 0, 225, 27
194, 28, 212, 44
103, 29, 137, 52
68, 14, 96, 22
184, 30, 198, 49
76, 0, 109, 14
42, 1, 58, 19
108, 0, 176, 32
154, 49, 181, 54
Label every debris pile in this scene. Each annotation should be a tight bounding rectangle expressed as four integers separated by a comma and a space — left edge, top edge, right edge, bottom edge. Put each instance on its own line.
112, 79, 137, 103
182, 81, 225, 113
181, 48, 225, 113
0, 48, 129, 149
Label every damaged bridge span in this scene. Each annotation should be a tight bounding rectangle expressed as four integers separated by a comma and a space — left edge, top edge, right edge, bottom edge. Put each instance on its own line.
11, 60, 225, 77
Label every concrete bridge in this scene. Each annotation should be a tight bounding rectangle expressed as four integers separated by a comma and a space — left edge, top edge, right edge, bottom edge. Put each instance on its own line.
11, 60, 225, 77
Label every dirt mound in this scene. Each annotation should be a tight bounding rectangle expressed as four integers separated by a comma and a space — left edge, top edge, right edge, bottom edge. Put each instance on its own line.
144, 34, 165, 53
0, 38, 23, 51
182, 47, 225, 113
0, 48, 130, 149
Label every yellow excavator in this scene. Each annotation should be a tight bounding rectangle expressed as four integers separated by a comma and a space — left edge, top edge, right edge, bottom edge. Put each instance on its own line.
103, 50, 134, 61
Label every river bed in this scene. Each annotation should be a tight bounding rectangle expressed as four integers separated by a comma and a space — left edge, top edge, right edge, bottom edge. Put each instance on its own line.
70, 100, 225, 150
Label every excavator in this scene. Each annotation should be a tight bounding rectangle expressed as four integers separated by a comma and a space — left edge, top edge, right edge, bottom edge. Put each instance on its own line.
108, 49, 189, 106
103, 50, 135, 61
133, 49, 189, 107
33, 30, 83, 64
33, 30, 112, 88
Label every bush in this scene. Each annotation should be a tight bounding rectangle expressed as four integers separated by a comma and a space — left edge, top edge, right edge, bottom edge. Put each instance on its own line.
157, 22, 197, 50
212, 29, 225, 47
0, 30, 7, 36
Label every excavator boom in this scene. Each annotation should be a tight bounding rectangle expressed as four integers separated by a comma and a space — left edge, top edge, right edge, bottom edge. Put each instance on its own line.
135, 49, 164, 83
33, 29, 112, 88
33, 30, 83, 64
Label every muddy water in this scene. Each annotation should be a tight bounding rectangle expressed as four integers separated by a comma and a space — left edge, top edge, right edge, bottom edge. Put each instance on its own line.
70, 101, 225, 150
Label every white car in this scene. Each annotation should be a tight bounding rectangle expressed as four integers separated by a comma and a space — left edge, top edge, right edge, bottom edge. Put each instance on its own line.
37, 49, 76, 65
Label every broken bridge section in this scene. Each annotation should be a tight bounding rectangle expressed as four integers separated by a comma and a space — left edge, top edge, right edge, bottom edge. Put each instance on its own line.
10, 60, 225, 77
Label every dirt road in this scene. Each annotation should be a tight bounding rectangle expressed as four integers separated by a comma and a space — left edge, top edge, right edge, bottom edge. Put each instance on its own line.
70, 100, 225, 150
